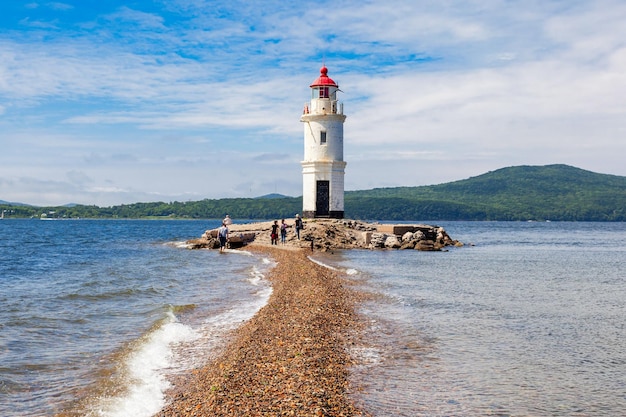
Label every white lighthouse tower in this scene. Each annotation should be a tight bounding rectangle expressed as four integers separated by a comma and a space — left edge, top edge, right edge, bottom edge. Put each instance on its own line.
300, 66, 346, 219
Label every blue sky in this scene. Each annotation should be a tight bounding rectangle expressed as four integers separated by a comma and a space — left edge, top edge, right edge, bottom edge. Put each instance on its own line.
1, 1, 625, 206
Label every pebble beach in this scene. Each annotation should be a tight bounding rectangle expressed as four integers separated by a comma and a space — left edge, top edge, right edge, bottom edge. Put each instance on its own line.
157, 245, 370, 416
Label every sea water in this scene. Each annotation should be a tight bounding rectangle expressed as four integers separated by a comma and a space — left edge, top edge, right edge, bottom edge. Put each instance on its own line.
0, 219, 273, 416
314, 221, 626, 416
2, 220, 625, 416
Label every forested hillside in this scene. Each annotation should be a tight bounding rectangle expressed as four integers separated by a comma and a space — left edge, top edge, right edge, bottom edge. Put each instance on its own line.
345, 165, 626, 221
2, 165, 625, 221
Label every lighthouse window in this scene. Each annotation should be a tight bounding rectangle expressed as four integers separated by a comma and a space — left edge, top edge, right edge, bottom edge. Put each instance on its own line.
320, 131, 327, 144
319, 86, 329, 98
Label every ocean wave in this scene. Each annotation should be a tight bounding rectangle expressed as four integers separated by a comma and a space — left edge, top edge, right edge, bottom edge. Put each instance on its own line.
91, 310, 198, 417
167, 303, 197, 315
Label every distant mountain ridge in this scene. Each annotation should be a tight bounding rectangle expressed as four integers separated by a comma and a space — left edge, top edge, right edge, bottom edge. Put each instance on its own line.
255, 193, 291, 199
345, 164, 626, 221
2, 165, 625, 221
0, 200, 32, 207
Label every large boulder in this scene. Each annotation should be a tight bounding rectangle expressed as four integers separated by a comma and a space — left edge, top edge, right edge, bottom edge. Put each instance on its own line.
415, 240, 437, 251
400, 240, 416, 250
384, 235, 401, 249
369, 233, 387, 248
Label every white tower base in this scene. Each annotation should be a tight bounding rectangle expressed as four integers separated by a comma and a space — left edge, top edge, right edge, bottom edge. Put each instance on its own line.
301, 160, 346, 218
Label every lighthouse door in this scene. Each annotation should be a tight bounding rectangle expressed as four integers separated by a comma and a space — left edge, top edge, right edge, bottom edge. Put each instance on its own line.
316, 181, 330, 216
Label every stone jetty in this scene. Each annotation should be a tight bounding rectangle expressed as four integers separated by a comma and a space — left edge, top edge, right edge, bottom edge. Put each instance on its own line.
187, 219, 463, 252
157, 247, 368, 416
156, 221, 463, 416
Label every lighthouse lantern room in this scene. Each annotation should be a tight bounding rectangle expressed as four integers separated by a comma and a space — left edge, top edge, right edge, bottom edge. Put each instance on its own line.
300, 66, 347, 219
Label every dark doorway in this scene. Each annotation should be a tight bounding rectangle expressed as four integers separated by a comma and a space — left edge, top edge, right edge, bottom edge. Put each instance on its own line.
316, 180, 330, 216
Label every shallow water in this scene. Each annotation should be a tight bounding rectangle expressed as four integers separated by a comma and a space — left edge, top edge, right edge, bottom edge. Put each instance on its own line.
316, 222, 626, 416
0, 219, 272, 416
2, 220, 625, 416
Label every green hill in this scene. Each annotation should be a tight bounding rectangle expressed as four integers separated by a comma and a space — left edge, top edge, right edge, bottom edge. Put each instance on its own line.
345, 164, 626, 221
2, 165, 625, 221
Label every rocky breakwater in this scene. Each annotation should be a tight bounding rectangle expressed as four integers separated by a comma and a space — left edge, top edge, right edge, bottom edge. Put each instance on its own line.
369, 223, 463, 251
187, 219, 462, 252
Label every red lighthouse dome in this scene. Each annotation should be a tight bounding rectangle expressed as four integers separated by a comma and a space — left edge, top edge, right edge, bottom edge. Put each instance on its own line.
310, 66, 338, 88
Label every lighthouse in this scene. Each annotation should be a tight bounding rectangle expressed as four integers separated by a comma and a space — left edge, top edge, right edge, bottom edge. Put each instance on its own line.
300, 66, 346, 219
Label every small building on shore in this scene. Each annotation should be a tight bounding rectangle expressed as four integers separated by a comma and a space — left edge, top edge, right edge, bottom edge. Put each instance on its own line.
300, 66, 346, 219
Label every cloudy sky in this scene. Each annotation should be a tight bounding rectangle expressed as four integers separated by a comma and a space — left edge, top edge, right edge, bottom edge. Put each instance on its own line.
1, 1, 625, 206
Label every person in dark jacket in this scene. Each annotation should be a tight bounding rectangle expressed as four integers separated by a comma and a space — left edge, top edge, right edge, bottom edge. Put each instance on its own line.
271, 220, 279, 245
294, 214, 303, 240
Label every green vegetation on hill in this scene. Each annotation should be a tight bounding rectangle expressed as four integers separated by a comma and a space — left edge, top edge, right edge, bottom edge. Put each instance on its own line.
2, 165, 625, 221
3, 198, 303, 221
345, 164, 626, 221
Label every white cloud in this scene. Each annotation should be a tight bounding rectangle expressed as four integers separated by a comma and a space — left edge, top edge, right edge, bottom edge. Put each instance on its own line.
1, 0, 626, 205
104, 6, 166, 29
47, 2, 73, 11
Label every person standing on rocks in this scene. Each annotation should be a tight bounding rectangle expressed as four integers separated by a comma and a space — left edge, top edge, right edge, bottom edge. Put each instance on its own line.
217, 222, 229, 252
280, 219, 288, 245
271, 220, 279, 245
223, 214, 232, 226
294, 214, 303, 240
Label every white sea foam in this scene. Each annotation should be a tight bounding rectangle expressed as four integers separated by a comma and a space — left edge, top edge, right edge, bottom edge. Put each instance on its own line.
248, 257, 277, 285
223, 248, 253, 256
308, 256, 358, 276
307, 256, 339, 271
163, 240, 192, 249
95, 311, 198, 417
93, 251, 274, 417
203, 289, 271, 329
247, 269, 273, 308
187, 286, 273, 364
349, 345, 384, 366
248, 265, 264, 285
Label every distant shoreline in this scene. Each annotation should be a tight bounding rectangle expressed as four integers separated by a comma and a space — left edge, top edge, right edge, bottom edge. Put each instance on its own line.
4, 164, 625, 221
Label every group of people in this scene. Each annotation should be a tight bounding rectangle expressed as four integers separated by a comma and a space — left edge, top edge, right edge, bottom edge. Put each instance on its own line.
271, 214, 304, 245
216, 214, 305, 251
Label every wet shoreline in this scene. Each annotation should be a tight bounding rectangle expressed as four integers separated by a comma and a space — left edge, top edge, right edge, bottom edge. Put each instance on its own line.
157, 245, 370, 416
